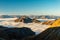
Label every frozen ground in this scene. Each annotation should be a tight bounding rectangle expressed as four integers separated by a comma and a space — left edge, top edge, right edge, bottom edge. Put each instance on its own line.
0, 18, 49, 35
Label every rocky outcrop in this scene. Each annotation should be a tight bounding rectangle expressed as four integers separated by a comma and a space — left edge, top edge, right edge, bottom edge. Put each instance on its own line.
14, 16, 40, 23
32, 18, 41, 23
42, 20, 54, 25
15, 16, 32, 23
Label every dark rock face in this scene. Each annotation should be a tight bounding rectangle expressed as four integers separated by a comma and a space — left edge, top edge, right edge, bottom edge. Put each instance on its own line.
0, 26, 35, 40
23, 17, 32, 23
32, 18, 41, 23
22, 27, 60, 40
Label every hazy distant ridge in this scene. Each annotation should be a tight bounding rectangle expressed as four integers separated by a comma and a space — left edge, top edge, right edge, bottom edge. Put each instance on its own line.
0, 15, 60, 19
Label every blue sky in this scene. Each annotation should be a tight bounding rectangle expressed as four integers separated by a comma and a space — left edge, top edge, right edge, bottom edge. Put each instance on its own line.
0, 0, 60, 15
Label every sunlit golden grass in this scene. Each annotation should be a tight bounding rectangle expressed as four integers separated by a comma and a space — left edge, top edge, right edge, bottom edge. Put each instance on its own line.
49, 18, 60, 27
